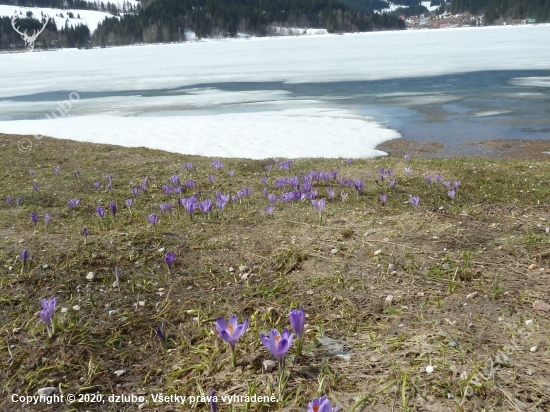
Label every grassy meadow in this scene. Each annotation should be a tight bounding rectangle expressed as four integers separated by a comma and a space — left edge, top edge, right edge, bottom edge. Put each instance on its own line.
1, 133, 550, 411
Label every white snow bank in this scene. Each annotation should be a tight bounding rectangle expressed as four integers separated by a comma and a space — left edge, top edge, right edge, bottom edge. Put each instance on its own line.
0, 4, 116, 31
0, 108, 399, 159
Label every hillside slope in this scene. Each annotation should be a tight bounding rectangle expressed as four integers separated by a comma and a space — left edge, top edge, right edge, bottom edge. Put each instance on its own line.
93, 0, 405, 47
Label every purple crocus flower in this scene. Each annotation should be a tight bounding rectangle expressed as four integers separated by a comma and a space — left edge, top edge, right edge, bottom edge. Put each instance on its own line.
183, 162, 195, 171
453, 180, 461, 188
265, 205, 274, 216
83, 227, 89, 243
353, 180, 364, 195
96, 206, 105, 219
30, 169, 35, 175
443, 181, 452, 189
212, 160, 224, 170
265, 164, 273, 171
74, 170, 81, 178
435, 174, 442, 183
160, 202, 173, 214
6, 197, 13, 206
267, 194, 277, 204
346, 158, 352, 166
148, 214, 158, 226
208, 175, 215, 184
448, 189, 456, 199
389, 179, 396, 188
307, 396, 340, 412
30, 212, 38, 225
279, 160, 293, 170
16, 198, 22, 206
209, 390, 216, 412
326, 187, 335, 199
164, 252, 175, 270
20, 249, 29, 274
260, 328, 294, 371
67, 199, 80, 210
170, 175, 180, 186
93, 182, 101, 191
108, 201, 116, 217
198, 199, 213, 215
106, 183, 112, 192
39, 297, 57, 337
409, 197, 420, 209
32, 184, 39, 193
404, 154, 410, 162
44, 214, 51, 227
228, 170, 235, 177
21, 249, 28, 263
379, 193, 387, 205
183, 199, 196, 218
132, 187, 139, 197
54, 166, 60, 174
289, 308, 305, 356
125, 199, 133, 209
155, 322, 165, 345
106, 173, 114, 183
140, 184, 147, 193
312, 198, 326, 212
425, 176, 432, 184
216, 194, 229, 211
215, 315, 249, 368
261, 176, 268, 185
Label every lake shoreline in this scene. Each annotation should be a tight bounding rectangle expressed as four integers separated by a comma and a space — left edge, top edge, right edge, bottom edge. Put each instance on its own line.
377, 138, 550, 161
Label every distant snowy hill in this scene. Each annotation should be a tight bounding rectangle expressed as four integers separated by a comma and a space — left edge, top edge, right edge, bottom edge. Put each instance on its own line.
0, 4, 116, 30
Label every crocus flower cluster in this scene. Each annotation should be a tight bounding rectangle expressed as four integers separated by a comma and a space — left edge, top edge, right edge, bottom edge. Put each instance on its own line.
67, 199, 80, 209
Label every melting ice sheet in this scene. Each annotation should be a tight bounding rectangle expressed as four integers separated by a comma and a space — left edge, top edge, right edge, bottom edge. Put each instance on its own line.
0, 108, 399, 159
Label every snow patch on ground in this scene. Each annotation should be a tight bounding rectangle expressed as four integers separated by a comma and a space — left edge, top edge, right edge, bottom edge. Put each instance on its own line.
0, 108, 399, 159
375, 2, 407, 13
421, 1, 440, 12
0, 4, 116, 30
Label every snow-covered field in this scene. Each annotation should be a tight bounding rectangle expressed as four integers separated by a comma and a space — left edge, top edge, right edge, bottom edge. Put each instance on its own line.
1, 25, 550, 159
0, 4, 116, 30
421, 1, 441, 12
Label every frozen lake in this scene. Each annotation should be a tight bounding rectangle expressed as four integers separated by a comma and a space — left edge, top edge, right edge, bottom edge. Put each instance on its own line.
1, 25, 550, 158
